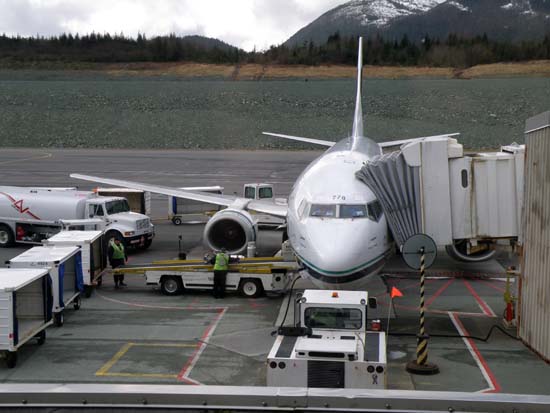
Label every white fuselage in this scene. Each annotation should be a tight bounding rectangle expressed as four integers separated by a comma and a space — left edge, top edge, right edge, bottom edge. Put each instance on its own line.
286, 137, 392, 289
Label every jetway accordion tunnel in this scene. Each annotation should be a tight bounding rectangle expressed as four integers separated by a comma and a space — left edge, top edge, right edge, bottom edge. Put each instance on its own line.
356, 136, 524, 263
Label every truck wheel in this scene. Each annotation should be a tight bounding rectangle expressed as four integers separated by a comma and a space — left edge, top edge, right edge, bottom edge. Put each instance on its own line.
172, 217, 182, 225
36, 330, 46, 345
5, 351, 17, 368
240, 279, 264, 298
54, 312, 64, 327
0, 224, 15, 248
160, 276, 183, 296
73, 296, 82, 310
106, 230, 126, 247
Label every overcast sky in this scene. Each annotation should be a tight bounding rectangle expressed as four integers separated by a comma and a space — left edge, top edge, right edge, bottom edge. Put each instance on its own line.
0, 0, 346, 51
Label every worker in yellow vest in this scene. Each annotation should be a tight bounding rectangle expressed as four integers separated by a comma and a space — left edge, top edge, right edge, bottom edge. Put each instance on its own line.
209, 248, 235, 298
108, 237, 128, 289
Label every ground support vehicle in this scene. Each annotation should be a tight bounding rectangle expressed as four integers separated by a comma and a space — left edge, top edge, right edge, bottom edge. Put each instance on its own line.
267, 290, 386, 389
43, 231, 107, 297
0, 268, 53, 368
95, 188, 151, 215
169, 186, 224, 225
8, 246, 84, 327
168, 184, 286, 228
0, 186, 154, 248
114, 257, 299, 298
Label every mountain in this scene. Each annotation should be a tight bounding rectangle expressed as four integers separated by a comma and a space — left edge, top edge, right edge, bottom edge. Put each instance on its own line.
286, 0, 550, 46
180, 35, 240, 52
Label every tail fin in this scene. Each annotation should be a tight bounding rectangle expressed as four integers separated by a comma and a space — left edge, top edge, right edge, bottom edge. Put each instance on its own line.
351, 37, 364, 150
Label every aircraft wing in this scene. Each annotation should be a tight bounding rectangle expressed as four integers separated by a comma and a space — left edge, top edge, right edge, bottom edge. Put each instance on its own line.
263, 132, 335, 147
70, 174, 288, 217
379, 133, 460, 148
264, 131, 460, 149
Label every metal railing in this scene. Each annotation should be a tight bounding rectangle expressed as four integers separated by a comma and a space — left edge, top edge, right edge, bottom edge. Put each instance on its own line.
0, 384, 548, 412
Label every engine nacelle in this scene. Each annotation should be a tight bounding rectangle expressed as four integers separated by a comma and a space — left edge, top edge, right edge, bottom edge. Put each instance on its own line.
445, 239, 496, 263
204, 209, 257, 255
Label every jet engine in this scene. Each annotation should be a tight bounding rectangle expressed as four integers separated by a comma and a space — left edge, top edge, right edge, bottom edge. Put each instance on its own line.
445, 239, 496, 263
203, 209, 257, 255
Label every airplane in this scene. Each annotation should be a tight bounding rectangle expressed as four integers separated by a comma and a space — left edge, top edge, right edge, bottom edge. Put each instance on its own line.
71, 38, 461, 290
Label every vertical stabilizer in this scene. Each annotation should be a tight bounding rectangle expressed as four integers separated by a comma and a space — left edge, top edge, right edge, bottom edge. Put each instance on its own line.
351, 37, 364, 150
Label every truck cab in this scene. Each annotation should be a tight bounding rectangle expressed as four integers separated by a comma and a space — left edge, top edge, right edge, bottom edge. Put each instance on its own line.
267, 289, 386, 389
244, 183, 274, 201
243, 183, 286, 229
85, 197, 154, 248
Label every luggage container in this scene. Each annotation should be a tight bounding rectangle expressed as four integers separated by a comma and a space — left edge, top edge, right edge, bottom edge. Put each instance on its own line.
95, 188, 151, 215
43, 231, 107, 297
0, 268, 53, 368
168, 186, 224, 225
8, 246, 84, 327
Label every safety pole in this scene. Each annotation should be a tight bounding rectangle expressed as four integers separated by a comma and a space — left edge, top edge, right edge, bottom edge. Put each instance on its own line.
416, 249, 428, 365
406, 247, 439, 375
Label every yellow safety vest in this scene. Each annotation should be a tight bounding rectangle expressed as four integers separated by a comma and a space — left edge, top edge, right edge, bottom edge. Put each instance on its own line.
111, 242, 125, 260
214, 253, 229, 271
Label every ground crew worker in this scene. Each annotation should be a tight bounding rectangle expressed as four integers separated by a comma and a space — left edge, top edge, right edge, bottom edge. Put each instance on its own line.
108, 238, 128, 289
211, 248, 229, 298
209, 247, 242, 298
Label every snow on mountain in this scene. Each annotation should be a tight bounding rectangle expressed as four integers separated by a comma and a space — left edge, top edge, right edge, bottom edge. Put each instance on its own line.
447, 1, 471, 12
332, 0, 446, 27
285, 0, 550, 46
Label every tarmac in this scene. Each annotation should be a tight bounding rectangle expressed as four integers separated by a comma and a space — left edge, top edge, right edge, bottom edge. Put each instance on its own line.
0, 148, 548, 394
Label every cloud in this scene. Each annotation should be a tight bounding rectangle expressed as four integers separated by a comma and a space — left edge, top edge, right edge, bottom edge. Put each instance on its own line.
0, 0, 345, 50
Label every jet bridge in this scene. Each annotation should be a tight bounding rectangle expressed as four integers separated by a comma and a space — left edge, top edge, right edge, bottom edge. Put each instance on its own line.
356, 137, 525, 262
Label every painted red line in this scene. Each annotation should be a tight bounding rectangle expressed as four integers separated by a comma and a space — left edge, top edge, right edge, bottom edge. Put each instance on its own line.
249, 301, 267, 309
450, 312, 502, 393
425, 278, 454, 307
463, 280, 496, 317
479, 279, 506, 293
177, 308, 225, 383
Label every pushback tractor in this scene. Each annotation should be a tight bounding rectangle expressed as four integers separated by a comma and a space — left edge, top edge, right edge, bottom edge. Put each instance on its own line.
267, 290, 386, 389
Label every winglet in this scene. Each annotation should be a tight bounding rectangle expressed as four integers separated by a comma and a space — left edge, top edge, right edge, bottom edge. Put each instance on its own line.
351, 37, 364, 150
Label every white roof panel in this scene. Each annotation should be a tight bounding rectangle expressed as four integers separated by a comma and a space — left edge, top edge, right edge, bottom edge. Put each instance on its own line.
302, 290, 368, 305
0, 268, 50, 291
96, 187, 144, 193
45, 231, 103, 244
9, 246, 80, 264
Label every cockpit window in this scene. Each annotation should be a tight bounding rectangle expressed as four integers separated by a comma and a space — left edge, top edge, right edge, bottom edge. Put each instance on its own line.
310, 204, 337, 218
367, 200, 383, 222
340, 204, 367, 218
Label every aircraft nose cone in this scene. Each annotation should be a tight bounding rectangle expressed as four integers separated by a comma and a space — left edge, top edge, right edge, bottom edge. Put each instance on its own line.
305, 223, 370, 274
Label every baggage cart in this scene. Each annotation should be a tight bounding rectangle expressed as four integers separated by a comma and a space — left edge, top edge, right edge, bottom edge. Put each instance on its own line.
0, 268, 53, 368
8, 246, 84, 327
44, 231, 107, 297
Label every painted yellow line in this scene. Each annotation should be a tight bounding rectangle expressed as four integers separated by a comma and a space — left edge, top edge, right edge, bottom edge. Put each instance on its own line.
96, 342, 197, 377
96, 342, 133, 376
0, 152, 52, 166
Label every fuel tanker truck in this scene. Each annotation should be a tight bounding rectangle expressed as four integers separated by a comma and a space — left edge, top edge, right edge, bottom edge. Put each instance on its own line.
0, 186, 154, 248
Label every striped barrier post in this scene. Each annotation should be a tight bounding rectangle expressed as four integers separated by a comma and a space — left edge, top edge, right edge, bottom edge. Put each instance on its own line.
406, 247, 439, 375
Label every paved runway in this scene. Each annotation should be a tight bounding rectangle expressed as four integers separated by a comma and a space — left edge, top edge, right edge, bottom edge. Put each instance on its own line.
0, 148, 548, 394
